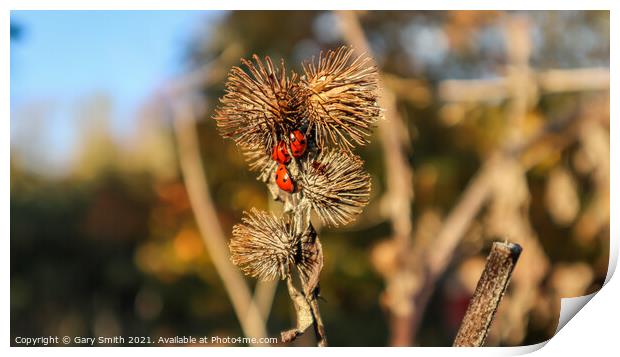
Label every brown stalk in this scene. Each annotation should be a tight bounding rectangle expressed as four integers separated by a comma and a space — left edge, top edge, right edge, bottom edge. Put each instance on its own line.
453, 242, 523, 347
280, 186, 328, 346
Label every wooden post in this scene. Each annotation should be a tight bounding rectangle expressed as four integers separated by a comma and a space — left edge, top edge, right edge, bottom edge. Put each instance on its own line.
453, 242, 522, 347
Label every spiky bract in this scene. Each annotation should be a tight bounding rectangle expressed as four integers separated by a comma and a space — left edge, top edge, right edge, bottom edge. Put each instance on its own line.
230, 209, 298, 281
301, 46, 381, 152
300, 150, 371, 227
214, 55, 301, 154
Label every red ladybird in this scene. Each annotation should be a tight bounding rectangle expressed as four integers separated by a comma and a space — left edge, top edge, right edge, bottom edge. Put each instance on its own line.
271, 140, 291, 164
289, 130, 307, 158
275, 164, 295, 193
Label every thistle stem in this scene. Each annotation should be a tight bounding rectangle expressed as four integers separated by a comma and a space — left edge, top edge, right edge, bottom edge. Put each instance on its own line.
281, 194, 328, 346
309, 297, 328, 347
453, 242, 522, 347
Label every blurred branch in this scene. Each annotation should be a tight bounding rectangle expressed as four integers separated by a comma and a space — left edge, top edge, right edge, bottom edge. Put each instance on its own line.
427, 159, 498, 278
382, 73, 432, 108
453, 242, 522, 347
336, 10, 416, 346
438, 67, 609, 103
416, 100, 586, 344
336, 10, 603, 347
172, 98, 269, 344
438, 77, 510, 103
252, 280, 278, 324
537, 68, 610, 93
429, 16, 530, 277
163, 44, 283, 344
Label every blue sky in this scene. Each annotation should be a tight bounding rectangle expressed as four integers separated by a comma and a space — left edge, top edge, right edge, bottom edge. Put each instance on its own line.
10, 10, 221, 172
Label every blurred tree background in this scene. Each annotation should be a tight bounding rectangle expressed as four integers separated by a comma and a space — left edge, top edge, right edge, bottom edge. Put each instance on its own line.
11, 10, 609, 347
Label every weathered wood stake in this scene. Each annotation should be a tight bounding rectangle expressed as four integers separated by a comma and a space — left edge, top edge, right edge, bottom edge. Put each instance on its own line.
453, 241, 522, 347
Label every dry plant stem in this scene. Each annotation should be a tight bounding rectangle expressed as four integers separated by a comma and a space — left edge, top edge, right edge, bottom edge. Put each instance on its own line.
172, 99, 269, 345
281, 276, 312, 341
281, 275, 327, 345
270, 158, 327, 346
281, 277, 327, 346
309, 298, 328, 347
283, 191, 328, 346
453, 242, 522, 347
336, 10, 416, 346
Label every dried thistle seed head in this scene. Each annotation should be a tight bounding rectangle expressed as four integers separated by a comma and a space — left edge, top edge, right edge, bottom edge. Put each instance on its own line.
301, 46, 381, 152
300, 149, 371, 227
213, 54, 300, 153
230, 209, 299, 281
241, 145, 278, 183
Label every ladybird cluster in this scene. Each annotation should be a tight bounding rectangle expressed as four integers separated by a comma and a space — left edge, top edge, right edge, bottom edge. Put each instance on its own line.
212, 46, 381, 343
272, 129, 307, 192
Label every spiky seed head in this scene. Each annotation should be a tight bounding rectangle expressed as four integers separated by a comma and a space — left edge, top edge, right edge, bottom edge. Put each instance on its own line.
300, 149, 371, 227
230, 208, 298, 281
301, 46, 381, 152
213, 54, 300, 154
241, 145, 278, 183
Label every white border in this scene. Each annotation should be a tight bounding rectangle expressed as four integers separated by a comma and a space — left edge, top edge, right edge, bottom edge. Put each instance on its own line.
3, 1, 616, 356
